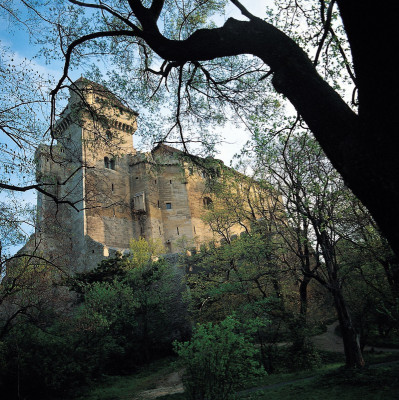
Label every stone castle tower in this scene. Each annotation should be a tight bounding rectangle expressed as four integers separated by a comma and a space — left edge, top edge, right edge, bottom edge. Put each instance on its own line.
34, 78, 222, 272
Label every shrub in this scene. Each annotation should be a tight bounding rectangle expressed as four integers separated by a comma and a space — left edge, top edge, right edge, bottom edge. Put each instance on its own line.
174, 315, 265, 400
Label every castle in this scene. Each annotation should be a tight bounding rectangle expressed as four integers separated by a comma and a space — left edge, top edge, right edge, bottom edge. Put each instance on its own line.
33, 78, 247, 272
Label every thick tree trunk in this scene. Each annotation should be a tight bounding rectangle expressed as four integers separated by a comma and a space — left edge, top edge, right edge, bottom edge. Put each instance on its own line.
316, 229, 365, 368
332, 288, 365, 368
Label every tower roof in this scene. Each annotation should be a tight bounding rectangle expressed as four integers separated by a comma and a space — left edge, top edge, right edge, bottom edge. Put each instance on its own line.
73, 77, 138, 115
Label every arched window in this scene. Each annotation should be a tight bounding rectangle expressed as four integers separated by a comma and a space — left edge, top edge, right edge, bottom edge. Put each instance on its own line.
110, 158, 116, 170
104, 157, 110, 169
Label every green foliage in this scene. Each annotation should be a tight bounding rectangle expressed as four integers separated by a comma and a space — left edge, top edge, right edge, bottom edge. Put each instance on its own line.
183, 234, 289, 323
285, 339, 321, 372
126, 237, 165, 270
0, 238, 189, 398
174, 315, 266, 400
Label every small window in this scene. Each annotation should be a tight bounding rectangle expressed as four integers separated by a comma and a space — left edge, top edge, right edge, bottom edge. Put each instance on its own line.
166, 203, 172, 210
170, 180, 172, 184
203, 197, 213, 208
157, 200, 160, 208
110, 158, 116, 170
111, 183, 114, 192
177, 227, 180, 235
104, 157, 110, 168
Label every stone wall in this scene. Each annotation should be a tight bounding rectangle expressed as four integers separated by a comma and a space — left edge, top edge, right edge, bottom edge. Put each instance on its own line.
32, 79, 269, 273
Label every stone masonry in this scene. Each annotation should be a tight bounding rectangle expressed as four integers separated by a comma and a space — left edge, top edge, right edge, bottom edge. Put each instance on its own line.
33, 78, 245, 272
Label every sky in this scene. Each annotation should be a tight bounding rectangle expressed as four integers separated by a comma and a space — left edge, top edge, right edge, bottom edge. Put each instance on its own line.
0, 0, 272, 160
0, 0, 273, 255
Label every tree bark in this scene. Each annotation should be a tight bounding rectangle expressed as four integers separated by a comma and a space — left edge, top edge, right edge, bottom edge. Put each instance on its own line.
332, 288, 365, 368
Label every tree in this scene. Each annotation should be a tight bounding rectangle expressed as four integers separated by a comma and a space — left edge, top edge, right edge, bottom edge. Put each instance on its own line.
249, 123, 371, 367
72, 237, 189, 365
40, 0, 399, 259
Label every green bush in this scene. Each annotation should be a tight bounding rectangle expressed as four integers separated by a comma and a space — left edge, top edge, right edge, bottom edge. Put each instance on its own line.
174, 315, 266, 400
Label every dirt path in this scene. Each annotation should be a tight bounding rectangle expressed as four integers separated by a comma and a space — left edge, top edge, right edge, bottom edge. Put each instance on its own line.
311, 321, 345, 352
311, 321, 399, 353
132, 370, 184, 400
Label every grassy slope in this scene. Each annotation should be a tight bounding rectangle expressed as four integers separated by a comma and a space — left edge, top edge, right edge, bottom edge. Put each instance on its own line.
73, 353, 399, 400
73, 357, 178, 400
239, 364, 399, 400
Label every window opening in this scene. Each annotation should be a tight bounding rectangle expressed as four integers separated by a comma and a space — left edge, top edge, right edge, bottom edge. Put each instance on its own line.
104, 157, 110, 169
166, 202, 172, 210
203, 197, 213, 208
111, 183, 114, 192
177, 227, 180, 235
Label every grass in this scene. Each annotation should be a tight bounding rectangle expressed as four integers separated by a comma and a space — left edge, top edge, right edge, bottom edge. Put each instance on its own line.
239, 363, 399, 400
72, 352, 399, 400
73, 357, 178, 400
237, 351, 399, 400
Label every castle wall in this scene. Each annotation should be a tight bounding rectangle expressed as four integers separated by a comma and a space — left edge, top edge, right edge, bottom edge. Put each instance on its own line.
31, 79, 271, 274
84, 156, 134, 250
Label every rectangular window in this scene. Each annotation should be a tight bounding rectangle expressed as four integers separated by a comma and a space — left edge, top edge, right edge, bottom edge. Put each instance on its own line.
166, 202, 172, 209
